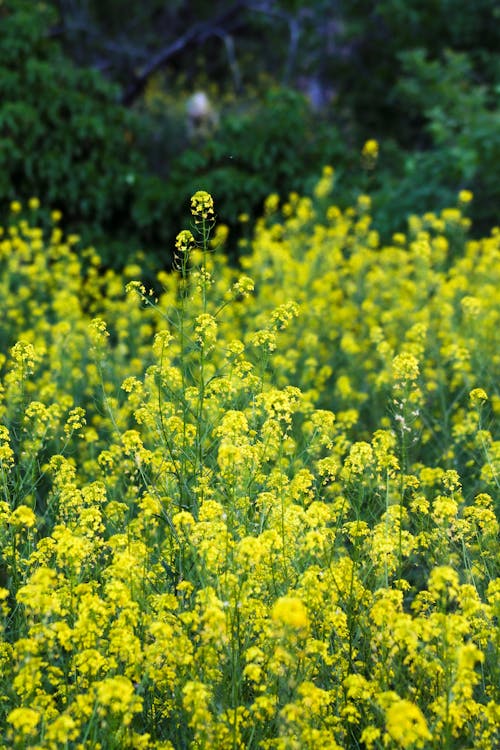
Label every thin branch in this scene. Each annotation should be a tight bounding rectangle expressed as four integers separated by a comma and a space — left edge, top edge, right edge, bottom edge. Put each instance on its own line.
121, 2, 247, 106
213, 30, 242, 93
282, 17, 301, 85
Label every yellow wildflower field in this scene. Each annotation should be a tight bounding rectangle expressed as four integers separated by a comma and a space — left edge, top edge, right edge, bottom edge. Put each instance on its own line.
0, 181, 498, 748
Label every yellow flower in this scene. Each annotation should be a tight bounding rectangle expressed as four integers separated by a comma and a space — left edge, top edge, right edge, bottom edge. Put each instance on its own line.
362, 139, 379, 160
9, 505, 37, 529
190, 190, 215, 223
10, 200, 22, 213
272, 595, 309, 631
264, 192, 280, 214
10, 340, 37, 374
182, 680, 212, 728
461, 295, 482, 317
428, 565, 460, 602
44, 714, 79, 744
125, 279, 147, 296
357, 194, 371, 212
232, 275, 254, 298
0, 426, 14, 468
28, 197, 40, 210
385, 698, 431, 748
360, 726, 381, 749
210, 222, 229, 247
95, 675, 142, 725
469, 387, 488, 406
175, 229, 195, 253
194, 313, 217, 348
458, 189, 473, 204
392, 352, 419, 383
391, 232, 406, 245
88, 317, 110, 348
314, 165, 335, 199
343, 441, 374, 476
7, 707, 40, 736
64, 406, 87, 437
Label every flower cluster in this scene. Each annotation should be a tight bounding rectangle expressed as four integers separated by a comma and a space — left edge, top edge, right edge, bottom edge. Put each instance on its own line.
190, 189, 215, 224
0, 187, 498, 748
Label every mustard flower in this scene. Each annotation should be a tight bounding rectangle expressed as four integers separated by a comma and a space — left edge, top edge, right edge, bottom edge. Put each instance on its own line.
182, 680, 213, 728
313, 165, 335, 199
64, 406, 87, 437
95, 675, 142, 724
264, 192, 280, 214
271, 301, 299, 330
44, 714, 79, 744
16, 566, 63, 617
392, 352, 419, 383
458, 189, 473, 204
125, 279, 147, 296
428, 565, 460, 602
461, 295, 482, 317
342, 441, 374, 476
362, 139, 379, 158
194, 313, 217, 348
10, 340, 37, 374
357, 194, 371, 212
9, 504, 37, 528
190, 190, 215, 223
0, 425, 14, 468
231, 274, 254, 298
469, 387, 488, 406
175, 229, 195, 253
7, 707, 41, 736
441, 207, 462, 224
431, 494, 458, 524
392, 232, 406, 245
360, 726, 382, 749
441, 468, 461, 493
250, 328, 277, 352
272, 595, 309, 631
210, 222, 229, 248
385, 698, 431, 748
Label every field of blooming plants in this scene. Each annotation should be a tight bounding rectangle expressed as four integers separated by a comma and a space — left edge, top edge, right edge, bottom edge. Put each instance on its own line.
0, 171, 499, 749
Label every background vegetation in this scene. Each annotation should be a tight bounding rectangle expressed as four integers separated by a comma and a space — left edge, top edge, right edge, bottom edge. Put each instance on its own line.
1, 0, 498, 265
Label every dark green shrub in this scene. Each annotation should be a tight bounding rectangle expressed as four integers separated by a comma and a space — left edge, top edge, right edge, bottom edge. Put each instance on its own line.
394, 49, 500, 235
164, 87, 352, 255
0, 0, 173, 264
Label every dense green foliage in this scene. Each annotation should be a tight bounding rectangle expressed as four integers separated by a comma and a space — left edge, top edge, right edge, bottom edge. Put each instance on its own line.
0, 0, 172, 262
163, 89, 348, 250
1, 0, 498, 262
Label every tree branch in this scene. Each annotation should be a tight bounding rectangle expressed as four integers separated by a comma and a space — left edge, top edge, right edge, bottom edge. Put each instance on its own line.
121, 2, 248, 106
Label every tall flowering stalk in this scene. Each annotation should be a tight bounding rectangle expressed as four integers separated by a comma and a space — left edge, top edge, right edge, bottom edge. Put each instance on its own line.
187, 191, 215, 510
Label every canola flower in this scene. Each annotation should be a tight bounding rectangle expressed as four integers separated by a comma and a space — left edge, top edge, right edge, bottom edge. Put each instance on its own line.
190, 189, 215, 224
362, 138, 379, 169
362, 139, 379, 159
0, 182, 498, 749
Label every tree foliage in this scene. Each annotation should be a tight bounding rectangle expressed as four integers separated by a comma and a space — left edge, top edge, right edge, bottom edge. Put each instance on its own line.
1, 0, 498, 266
0, 0, 178, 262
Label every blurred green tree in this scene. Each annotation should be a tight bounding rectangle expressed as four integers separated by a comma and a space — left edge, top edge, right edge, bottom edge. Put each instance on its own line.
0, 0, 175, 264
1, 0, 498, 270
